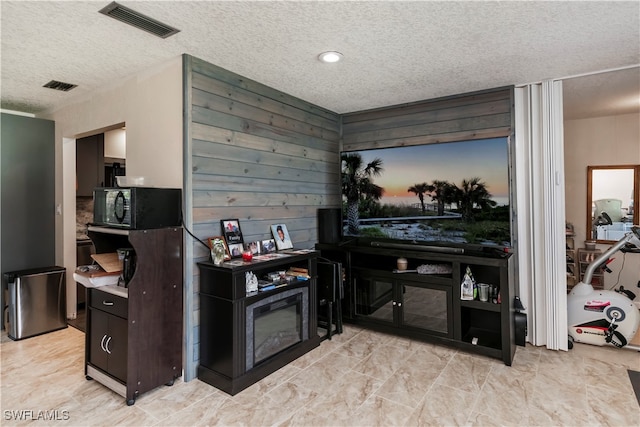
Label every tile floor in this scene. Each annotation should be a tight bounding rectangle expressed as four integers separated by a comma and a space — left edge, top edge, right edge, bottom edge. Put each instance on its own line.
1, 325, 639, 426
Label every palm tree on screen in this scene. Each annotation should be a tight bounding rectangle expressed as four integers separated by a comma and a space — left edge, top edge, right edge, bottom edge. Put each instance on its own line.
429, 180, 456, 216
455, 177, 496, 221
341, 153, 384, 234
408, 183, 433, 214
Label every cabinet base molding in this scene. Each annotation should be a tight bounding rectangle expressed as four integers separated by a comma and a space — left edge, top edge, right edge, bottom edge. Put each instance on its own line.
87, 365, 126, 397
198, 336, 321, 396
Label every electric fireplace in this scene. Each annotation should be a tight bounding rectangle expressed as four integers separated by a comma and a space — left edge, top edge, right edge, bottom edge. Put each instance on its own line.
197, 252, 320, 396
245, 287, 309, 370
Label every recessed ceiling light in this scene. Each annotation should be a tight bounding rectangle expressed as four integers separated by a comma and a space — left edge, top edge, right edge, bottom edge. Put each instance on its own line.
318, 51, 343, 63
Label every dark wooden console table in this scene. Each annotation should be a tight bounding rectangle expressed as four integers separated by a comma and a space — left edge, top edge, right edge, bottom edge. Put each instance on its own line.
197, 251, 321, 395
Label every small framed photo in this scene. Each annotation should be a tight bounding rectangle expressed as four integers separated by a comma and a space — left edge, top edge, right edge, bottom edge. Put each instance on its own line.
221, 219, 244, 247
245, 241, 261, 255
227, 243, 244, 258
261, 239, 276, 253
271, 223, 293, 250
207, 236, 231, 261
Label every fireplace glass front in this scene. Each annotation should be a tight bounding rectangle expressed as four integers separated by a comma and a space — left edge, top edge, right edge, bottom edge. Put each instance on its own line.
246, 287, 308, 370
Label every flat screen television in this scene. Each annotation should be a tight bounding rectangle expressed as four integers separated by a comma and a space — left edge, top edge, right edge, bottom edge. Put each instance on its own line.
340, 137, 511, 250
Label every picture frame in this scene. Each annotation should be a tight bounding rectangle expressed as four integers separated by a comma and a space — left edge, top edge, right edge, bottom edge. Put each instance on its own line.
207, 236, 231, 261
245, 241, 261, 255
261, 239, 276, 253
227, 242, 244, 258
271, 223, 293, 250
221, 219, 244, 248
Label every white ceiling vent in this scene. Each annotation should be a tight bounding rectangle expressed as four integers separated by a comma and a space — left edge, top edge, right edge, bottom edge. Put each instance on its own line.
43, 80, 77, 92
99, 1, 180, 39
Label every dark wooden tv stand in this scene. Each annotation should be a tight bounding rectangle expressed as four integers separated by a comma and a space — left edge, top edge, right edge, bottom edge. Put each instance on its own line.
316, 238, 516, 365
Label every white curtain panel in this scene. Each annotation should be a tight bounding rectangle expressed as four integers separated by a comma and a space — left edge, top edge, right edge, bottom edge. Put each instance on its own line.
514, 81, 568, 350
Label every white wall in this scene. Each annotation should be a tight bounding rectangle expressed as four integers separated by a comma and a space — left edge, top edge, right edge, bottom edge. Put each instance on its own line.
564, 113, 640, 295
104, 128, 126, 159
42, 55, 183, 318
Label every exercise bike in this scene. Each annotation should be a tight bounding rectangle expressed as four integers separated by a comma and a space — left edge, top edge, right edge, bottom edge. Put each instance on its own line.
567, 225, 640, 350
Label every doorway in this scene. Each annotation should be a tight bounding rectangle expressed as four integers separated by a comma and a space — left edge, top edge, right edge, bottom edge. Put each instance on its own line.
70, 126, 126, 332
562, 67, 640, 293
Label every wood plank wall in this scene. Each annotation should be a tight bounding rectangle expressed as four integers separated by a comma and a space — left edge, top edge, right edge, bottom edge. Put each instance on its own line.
182, 56, 514, 380
189, 58, 342, 248
183, 55, 341, 378
342, 87, 513, 152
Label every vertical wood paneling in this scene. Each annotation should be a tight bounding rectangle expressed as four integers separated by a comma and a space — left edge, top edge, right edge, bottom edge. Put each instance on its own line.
183, 55, 341, 380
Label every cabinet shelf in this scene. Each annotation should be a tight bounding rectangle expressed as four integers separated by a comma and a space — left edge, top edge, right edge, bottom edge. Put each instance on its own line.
245, 279, 309, 299
460, 299, 501, 312
356, 267, 453, 286
462, 327, 502, 350
577, 247, 604, 290
565, 227, 577, 291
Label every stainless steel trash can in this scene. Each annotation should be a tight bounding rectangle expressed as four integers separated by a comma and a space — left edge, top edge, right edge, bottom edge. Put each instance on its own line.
4, 266, 67, 340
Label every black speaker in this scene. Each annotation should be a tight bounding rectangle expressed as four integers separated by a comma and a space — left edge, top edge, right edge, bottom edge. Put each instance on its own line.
514, 312, 527, 346
318, 208, 342, 244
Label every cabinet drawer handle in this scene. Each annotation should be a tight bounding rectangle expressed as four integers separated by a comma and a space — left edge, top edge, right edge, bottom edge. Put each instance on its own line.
100, 334, 108, 352
102, 301, 114, 306
104, 336, 112, 354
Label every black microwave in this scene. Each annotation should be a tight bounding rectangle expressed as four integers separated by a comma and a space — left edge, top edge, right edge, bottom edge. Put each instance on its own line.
93, 187, 182, 229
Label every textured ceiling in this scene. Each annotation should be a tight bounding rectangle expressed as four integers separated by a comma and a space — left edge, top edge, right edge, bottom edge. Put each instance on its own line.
563, 67, 640, 120
1, 1, 639, 117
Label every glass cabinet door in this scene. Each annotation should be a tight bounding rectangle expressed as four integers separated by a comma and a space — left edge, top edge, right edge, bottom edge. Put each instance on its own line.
398, 280, 451, 336
353, 269, 452, 336
353, 269, 394, 323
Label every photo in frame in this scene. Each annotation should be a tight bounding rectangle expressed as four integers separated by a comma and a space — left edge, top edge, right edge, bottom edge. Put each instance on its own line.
261, 239, 276, 253
207, 236, 231, 261
271, 223, 293, 250
221, 219, 244, 248
227, 243, 244, 258
245, 241, 261, 255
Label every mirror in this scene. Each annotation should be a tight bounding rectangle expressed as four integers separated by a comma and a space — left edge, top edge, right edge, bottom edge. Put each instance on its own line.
587, 165, 640, 243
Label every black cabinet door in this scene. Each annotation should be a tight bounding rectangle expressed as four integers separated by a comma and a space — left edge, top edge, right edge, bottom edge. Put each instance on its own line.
106, 315, 128, 382
353, 269, 453, 337
89, 308, 128, 383
353, 269, 394, 323
397, 279, 451, 337
89, 309, 109, 372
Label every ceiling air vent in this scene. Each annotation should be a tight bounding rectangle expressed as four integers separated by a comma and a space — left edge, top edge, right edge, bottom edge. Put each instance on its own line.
43, 80, 77, 92
99, 1, 180, 39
